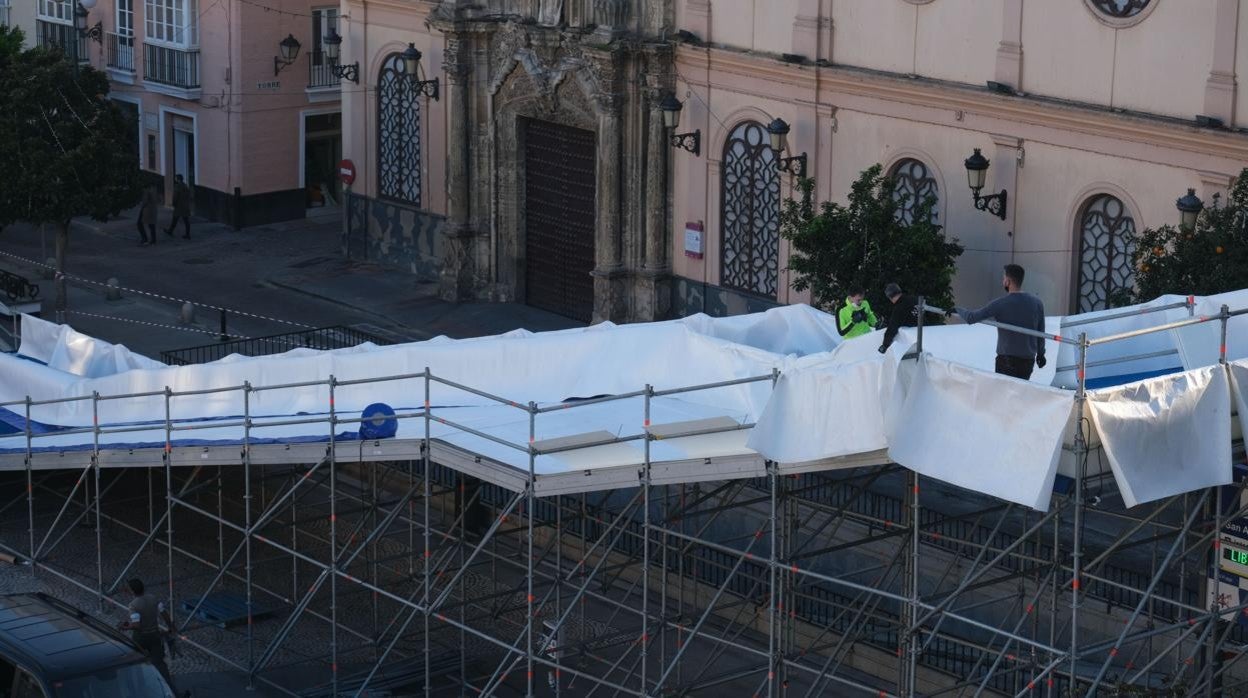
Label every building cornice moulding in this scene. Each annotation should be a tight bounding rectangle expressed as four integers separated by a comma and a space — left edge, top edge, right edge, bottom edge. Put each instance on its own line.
346, 0, 435, 20
676, 46, 1248, 166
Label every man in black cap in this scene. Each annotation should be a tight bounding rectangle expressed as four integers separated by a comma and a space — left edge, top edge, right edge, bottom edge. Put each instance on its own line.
878, 282, 919, 354
950, 264, 1047, 380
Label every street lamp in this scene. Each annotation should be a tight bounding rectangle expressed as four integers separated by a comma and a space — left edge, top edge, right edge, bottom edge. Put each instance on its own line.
322, 28, 359, 84
71, 0, 103, 69
766, 118, 807, 178
401, 43, 440, 100
1176, 188, 1204, 230
274, 34, 302, 76
659, 93, 700, 156
964, 148, 1008, 220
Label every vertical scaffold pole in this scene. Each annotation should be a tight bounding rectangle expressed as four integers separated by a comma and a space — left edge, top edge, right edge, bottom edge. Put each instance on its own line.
163, 387, 175, 668
423, 369, 432, 697
642, 384, 652, 697
92, 391, 102, 609
25, 397, 34, 570
908, 469, 921, 695
527, 400, 538, 698
243, 382, 254, 688
329, 376, 339, 696
1069, 332, 1089, 692
767, 462, 778, 698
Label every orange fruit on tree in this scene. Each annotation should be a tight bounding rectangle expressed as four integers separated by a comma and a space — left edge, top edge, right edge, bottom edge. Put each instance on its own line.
1216, 246, 1225, 254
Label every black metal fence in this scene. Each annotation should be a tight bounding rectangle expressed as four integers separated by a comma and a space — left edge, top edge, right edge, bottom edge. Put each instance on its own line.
160, 325, 392, 365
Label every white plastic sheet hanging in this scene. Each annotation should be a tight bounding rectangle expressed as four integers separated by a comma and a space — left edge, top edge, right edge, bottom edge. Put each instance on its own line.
1086, 365, 1233, 509
886, 354, 1074, 511
1228, 359, 1248, 445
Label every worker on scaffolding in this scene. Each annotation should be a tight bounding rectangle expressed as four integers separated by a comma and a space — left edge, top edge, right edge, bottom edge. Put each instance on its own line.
949, 264, 1047, 380
837, 287, 877, 339
878, 282, 919, 354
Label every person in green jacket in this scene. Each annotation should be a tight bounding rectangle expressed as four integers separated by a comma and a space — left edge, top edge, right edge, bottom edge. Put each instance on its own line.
837, 288, 877, 339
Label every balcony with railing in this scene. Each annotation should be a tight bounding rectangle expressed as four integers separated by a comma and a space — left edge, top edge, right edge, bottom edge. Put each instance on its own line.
36, 19, 87, 61
143, 42, 200, 98
307, 50, 338, 90
106, 31, 136, 77
0, 4, 10, 27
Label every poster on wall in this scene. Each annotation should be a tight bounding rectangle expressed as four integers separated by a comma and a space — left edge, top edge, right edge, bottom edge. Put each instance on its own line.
684, 222, 704, 259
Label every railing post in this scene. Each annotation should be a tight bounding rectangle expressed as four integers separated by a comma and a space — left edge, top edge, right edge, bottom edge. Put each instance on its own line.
915, 295, 926, 356
1220, 304, 1230, 365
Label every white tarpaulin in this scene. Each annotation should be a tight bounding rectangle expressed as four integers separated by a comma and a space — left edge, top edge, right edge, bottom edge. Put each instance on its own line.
1053, 295, 1190, 388
18, 314, 165, 377
1, 322, 786, 428
676, 304, 844, 357
748, 319, 1061, 465
886, 355, 1074, 511
1086, 365, 1233, 508
1225, 359, 1248, 451
747, 352, 896, 463
1171, 290, 1248, 369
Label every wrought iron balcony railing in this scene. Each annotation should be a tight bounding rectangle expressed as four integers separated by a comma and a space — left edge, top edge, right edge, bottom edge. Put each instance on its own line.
307, 50, 338, 89
36, 19, 86, 61
143, 42, 199, 90
106, 31, 135, 72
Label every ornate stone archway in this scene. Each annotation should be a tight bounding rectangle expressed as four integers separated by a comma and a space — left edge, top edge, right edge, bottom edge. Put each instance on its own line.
432, 13, 674, 323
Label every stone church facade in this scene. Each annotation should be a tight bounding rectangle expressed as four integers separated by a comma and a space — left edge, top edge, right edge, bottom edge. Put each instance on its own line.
341, 0, 676, 323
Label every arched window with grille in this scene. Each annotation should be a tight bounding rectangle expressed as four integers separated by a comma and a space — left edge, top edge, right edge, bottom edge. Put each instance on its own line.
720, 121, 780, 298
889, 158, 939, 225
376, 53, 420, 205
1076, 193, 1137, 312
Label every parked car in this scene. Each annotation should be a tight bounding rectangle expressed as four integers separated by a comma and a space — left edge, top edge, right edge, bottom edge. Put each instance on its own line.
0, 592, 178, 697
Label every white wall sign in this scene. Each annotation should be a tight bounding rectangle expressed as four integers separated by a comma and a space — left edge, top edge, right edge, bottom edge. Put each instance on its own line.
684, 221, 704, 259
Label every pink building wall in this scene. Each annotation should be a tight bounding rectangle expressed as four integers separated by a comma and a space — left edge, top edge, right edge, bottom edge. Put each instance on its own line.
674, 0, 1247, 314
79, 0, 340, 223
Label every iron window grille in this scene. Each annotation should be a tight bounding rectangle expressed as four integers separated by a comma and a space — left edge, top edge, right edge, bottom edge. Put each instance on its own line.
889, 158, 940, 226
1089, 0, 1151, 18
1077, 193, 1136, 312
377, 53, 421, 206
719, 121, 780, 299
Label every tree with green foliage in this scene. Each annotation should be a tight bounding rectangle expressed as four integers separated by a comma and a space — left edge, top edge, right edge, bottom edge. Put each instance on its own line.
0, 25, 143, 319
780, 164, 964, 317
1126, 169, 1248, 303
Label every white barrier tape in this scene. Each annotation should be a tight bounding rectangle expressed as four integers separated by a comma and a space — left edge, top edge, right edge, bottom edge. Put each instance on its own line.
0, 249, 316, 330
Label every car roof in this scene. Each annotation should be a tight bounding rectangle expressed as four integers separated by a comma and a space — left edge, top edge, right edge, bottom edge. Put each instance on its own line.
0, 593, 147, 682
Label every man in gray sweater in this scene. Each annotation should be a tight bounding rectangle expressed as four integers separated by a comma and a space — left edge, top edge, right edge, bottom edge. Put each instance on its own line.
951, 264, 1047, 380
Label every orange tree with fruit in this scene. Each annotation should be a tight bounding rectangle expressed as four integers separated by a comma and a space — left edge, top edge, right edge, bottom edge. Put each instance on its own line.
1127, 168, 1248, 303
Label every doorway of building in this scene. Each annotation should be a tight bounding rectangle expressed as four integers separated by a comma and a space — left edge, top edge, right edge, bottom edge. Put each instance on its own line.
523, 119, 596, 323
304, 112, 342, 210
173, 128, 194, 187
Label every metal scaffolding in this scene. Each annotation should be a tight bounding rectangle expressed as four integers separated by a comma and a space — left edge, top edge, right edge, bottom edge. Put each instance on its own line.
2, 300, 1247, 697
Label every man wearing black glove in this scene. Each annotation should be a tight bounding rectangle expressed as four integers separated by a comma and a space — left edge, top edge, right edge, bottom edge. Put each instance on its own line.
949, 264, 1047, 380
878, 282, 919, 354
836, 288, 877, 340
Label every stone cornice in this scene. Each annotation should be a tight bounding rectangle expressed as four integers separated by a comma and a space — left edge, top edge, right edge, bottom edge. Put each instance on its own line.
676, 46, 1248, 167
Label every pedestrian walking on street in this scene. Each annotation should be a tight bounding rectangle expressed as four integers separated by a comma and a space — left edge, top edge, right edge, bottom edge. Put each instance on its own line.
837, 288, 877, 339
137, 185, 159, 246
878, 282, 919, 354
120, 578, 188, 696
949, 264, 1047, 380
165, 174, 192, 239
